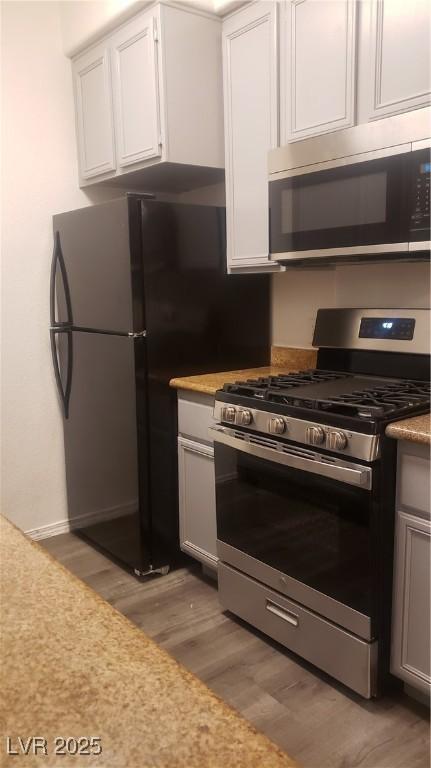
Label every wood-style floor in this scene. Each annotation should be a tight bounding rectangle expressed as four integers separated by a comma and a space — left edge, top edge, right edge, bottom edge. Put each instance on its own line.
41, 533, 430, 768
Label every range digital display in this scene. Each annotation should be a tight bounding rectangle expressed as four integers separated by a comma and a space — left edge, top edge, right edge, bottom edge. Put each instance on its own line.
359, 317, 415, 340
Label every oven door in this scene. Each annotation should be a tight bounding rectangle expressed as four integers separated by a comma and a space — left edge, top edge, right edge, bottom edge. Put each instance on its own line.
269, 151, 410, 264
212, 426, 375, 640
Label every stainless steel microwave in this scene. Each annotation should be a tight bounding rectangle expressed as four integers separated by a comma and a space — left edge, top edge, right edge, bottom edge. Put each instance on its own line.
268, 107, 431, 266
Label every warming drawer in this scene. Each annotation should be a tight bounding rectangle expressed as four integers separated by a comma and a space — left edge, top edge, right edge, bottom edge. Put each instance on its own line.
218, 562, 378, 698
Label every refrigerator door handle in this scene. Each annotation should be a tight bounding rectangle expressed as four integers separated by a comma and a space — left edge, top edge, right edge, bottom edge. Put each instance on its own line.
50, 329, 73, 419
50, 230, 73, 328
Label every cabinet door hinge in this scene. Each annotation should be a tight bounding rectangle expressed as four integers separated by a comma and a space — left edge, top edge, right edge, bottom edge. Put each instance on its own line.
153, 21, 158, 43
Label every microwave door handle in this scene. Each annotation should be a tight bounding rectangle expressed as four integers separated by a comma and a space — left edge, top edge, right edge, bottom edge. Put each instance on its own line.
209, 426, 372, 489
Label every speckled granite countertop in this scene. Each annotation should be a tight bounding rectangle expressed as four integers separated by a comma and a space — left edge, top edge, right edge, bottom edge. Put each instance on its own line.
0, 516, 298, 768
386, 413, 431, 445
170, 347, 317, 396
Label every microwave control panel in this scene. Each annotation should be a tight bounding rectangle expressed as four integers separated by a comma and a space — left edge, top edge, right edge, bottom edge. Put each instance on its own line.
410, 150, 430, 236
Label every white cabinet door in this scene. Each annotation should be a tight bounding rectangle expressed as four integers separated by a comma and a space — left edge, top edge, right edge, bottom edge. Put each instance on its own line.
361, 0, 431, 121
178, 437, 217, 569
73, 42, 116, 180
398, 442, 431, 516
223, 2, 279, 271
391, 511, 431, 692
111, 10, 162, 168
280, 0, 357, 143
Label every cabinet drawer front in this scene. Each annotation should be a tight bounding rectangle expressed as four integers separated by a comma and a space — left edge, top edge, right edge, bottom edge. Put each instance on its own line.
73, 44, 116, 179
398, 443, 431, 517
218, 562, 377, 698
178, 393, 215, 443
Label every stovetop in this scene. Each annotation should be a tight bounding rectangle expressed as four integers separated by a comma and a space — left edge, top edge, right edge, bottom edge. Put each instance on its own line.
220, 370, 430, 424
215, 306, 430, 459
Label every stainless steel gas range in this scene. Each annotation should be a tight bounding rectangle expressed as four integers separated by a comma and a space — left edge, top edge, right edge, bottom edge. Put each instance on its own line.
211, 308, 430, 699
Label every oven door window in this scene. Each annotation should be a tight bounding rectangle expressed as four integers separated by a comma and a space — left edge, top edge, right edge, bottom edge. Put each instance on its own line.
215, 445, 373, 617
269, 152, 409, 254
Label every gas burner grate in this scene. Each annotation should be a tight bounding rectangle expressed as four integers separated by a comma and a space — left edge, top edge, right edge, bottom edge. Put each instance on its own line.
322, 381, 431, 418
270, 380, 431, 419
222, 370, 351, 400
221, 370, 430, 422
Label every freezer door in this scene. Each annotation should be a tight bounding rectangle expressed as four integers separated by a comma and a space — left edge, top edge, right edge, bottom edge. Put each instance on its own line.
53, 197, 143, 333
58, 331, 150, 572
140, 200, 270, 375
140, 200, 225, 375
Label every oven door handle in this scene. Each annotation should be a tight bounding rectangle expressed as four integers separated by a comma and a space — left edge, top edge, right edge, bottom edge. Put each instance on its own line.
209, 426, 372, 489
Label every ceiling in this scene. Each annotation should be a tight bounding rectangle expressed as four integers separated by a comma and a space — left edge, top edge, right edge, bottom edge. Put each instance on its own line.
60, 0, 248, 57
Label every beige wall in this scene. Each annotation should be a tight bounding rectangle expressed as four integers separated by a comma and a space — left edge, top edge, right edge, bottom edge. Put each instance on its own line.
59, 0, 145, 56
272, 262, 431, 349
1, 1, 119, 535
272, 269, 336, 348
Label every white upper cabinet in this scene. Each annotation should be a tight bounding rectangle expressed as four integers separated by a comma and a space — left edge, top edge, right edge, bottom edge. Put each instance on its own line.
73, 42, 116, 180
223, 2, 279, 271
280, 0, 357, 143
71, 4, 224, 189
220, 0, 430, 272
111, 9, 161, 168
359, 0, 431, 122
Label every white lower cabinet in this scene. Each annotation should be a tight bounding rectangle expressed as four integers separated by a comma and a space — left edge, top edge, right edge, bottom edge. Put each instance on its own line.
177, 392, 217, 571
391, 442, 431, 695
178, 437, 217, 570
391, 511, 431, 691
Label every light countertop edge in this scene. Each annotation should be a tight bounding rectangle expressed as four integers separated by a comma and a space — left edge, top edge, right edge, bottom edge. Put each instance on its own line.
170, 365, 302, 396
170, 348, 318, 397
386, 414, 431, 446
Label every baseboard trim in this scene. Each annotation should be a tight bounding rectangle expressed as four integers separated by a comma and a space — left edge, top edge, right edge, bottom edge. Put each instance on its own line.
27, 518, 71, 541
404, 683, 430, 707
26, 502, 137, 541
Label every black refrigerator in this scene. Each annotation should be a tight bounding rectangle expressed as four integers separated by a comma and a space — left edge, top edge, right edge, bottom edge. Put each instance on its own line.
50, 195, 270, 575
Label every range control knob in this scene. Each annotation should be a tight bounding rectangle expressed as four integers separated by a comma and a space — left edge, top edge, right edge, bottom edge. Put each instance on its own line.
269, 417, 286, 435
327, 430, 348, 451
236, 409, 252, 426
221, 405, 236, 423
306, 425, 325, 446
